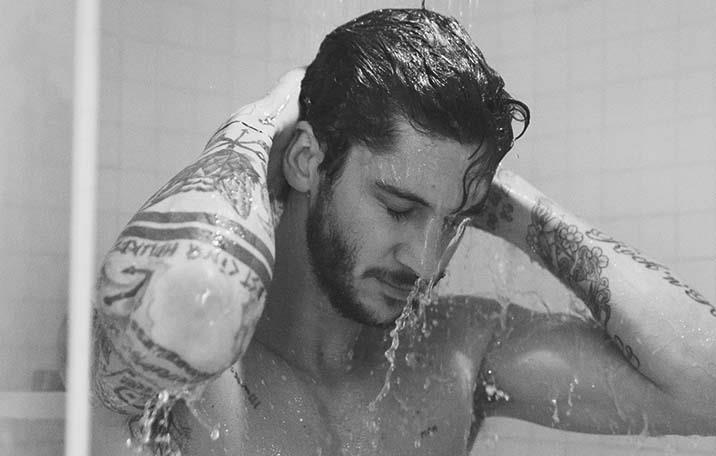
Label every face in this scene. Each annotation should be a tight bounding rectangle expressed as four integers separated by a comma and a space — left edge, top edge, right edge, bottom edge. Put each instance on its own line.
306, 120, 492, 326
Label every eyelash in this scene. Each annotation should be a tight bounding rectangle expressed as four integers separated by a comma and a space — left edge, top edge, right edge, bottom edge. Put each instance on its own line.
387, 207, 412, 221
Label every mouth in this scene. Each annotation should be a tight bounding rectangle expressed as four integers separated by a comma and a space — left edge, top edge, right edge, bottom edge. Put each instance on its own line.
375, 278, 415, 302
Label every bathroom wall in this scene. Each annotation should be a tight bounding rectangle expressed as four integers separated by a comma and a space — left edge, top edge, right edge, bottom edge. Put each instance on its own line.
1, 0, 714, 455
0, 0, 74, 392
473, 0, 716, 305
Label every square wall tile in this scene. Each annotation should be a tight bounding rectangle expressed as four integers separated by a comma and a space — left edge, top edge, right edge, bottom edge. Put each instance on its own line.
675, 165, 716, 212
673, 258, 716, 304
639, 29, 678, 79
677, 71, 715, 118
99, 79, 121, 123
603, 125, 644, 171
606, 37, 640, 82
156, 45, 198, 89
641, 0, 679, 32
570, 43, 605, 88
640, 123, 677, 167
600, 217, 642, 248
639, 215, 677, 262
120, 0, 163, 42
605, 0, 642, 38
535, 52, 568, 93
27, 166, 71, 209
568, 129, 604, 173
605, 81, 641, 126
677, 117, 715, 163
567, 1, 604, 45
120, 80, 156, 127
25, 208, 70, 255
122, 39, 158, 82
98, 121, 120, 169
678, 24, 716, 70
118, 170, 162, 213
535, 9, 568, 50
565, 173, 602, 220
639, 168, 677, 215
677, 212, 716, 258
155, 86, 197, 132
639, 77, 676, 124
119, 124, 159, 171
158, 1, 197, 47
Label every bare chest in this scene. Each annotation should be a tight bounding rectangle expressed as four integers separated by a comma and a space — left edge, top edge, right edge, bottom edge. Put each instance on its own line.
182, 319, 494, 456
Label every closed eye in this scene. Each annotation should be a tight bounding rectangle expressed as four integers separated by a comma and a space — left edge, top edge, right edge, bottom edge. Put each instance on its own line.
387, 206, 413, 221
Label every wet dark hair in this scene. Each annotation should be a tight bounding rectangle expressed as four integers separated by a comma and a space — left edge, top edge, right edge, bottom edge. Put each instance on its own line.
299, 8, 529, 212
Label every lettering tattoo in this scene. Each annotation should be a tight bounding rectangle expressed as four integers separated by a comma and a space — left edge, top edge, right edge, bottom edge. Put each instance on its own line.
230, 368, 261, 409
117, 224, 272, 288
186, 242, 240, 276
130, 211, 275, 268
586, 229, 716, 318
110, 239, 179, 258
612, 334, 640, 369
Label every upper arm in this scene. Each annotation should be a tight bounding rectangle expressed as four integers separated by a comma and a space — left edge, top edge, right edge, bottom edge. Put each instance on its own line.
476, 304, 714, 436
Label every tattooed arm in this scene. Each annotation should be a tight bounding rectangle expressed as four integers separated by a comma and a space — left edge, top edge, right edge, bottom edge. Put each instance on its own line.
472, 169, 716, 434
92, 69, 303, 414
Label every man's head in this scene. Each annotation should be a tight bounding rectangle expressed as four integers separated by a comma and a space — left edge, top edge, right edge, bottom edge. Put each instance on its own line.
298, 8, 529, 206
282, 8, 529, 326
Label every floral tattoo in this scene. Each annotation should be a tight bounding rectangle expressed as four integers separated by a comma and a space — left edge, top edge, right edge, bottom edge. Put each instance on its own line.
526, 199, 612, 327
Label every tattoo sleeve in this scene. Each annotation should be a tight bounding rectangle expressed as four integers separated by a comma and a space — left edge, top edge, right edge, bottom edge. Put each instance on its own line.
93, 109, 280, 414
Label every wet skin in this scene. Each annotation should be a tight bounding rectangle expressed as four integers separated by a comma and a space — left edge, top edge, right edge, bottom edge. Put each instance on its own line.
176, 298, 502, 456
91, 121, 500, 455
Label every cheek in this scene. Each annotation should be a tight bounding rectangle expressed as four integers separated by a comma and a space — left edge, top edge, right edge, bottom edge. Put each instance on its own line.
338, 202, 393, 271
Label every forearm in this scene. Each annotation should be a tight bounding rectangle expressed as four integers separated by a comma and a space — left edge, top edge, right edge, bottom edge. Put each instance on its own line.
93, 71, 302, 413
474, 170, 716, 415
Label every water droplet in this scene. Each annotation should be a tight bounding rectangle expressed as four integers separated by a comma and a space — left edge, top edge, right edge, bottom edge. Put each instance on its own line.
210, 428, 220, 441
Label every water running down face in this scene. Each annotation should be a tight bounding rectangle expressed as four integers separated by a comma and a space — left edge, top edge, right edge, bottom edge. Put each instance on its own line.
306, 121, 492, 327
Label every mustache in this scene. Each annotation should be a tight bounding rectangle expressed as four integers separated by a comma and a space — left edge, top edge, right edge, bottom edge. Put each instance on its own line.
364, 268, 446, 289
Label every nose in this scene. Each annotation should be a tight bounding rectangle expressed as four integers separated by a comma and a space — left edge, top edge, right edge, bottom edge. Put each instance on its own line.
395, 216, 467, 281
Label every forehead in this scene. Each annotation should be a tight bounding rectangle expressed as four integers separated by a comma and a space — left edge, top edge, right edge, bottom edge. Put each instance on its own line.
349, 121, 492, 213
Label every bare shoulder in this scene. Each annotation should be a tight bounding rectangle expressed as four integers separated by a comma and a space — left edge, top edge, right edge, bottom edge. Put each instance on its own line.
431, 294, 504, 332
427, 294, 505, 354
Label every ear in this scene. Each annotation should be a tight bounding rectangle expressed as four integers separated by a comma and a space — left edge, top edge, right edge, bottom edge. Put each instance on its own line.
282, 121, 324, 193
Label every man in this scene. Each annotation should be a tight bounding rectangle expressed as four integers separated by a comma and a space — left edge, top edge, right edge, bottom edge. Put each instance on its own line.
89, 8, 716, 455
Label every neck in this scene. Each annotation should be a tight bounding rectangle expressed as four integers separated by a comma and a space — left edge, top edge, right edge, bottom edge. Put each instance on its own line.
253, 193, 382, 381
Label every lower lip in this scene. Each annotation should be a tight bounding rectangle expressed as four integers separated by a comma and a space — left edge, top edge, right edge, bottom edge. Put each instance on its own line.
377, 280, 412, 301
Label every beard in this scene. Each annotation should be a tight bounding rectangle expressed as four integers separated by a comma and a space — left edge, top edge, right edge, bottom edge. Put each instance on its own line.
305, 184, 391, 327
